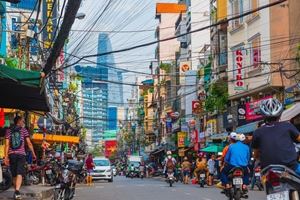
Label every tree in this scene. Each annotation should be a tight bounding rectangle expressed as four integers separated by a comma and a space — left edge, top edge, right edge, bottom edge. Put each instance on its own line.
205, 79, 228, 113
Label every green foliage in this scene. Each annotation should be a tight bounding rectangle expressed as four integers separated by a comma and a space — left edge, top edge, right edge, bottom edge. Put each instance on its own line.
159, 63, 172, 73
205, 80, 228, 113
91, 145, 104, 157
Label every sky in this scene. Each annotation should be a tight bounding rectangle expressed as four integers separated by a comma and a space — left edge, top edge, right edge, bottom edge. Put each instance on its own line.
67, 0, 177, 102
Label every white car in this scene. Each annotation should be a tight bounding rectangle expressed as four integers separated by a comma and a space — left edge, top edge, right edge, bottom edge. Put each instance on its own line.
90, 157, 113, 182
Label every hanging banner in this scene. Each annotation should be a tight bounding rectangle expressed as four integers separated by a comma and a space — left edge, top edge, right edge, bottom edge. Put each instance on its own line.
105, 140, 117, 158
177, 132, 186, 148
245, 96, 272, 121
234, 49, 246, 91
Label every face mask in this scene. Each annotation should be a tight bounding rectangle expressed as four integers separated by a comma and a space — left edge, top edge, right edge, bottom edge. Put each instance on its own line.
167, 155, 171, 159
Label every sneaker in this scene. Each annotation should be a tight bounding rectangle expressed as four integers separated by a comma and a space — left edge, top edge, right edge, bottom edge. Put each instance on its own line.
14, 191, 22, 200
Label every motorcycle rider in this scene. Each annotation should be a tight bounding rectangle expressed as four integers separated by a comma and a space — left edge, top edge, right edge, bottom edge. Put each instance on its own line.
193, 152, 207, 181
222, 131, 250, 192
252, 98, 300, 175
163, 151, 176, 177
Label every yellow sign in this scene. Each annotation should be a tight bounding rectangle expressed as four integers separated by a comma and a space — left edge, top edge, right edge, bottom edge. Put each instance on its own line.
177, 132, 186, 148
206, 119, 217, 135
0, 145, 4, 158
178, 148, 185, 157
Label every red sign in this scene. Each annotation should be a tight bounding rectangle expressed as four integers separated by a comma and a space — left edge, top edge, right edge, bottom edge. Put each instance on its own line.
245, 96, 272, 121
234, 50, 245, 90
192, 100, 202, 114
0, 108, 4, 127
105, 140, 117, 158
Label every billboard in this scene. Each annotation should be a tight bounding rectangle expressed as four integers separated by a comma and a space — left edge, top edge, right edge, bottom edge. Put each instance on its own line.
177, 132, 186, 148
105, 140, 117, 158
245, 96, 272, 121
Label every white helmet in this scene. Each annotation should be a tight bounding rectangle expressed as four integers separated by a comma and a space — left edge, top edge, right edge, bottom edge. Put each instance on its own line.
167, 151, 172, 155
230, 132, 237, 140
260, 98, 283, 117
238, 134, 246, 142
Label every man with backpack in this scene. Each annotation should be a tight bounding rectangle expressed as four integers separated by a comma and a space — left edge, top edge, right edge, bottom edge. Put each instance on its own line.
163, 151, 176, 176
4, 116, 36, 200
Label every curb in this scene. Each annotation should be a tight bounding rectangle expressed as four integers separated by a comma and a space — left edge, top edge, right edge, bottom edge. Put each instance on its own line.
0, 188, 53, 200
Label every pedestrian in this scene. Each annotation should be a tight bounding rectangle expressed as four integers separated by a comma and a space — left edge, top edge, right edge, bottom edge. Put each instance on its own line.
181, 157, 191, 184
4, 116, 37, 200
207, 154, 216, 186
85, 153, 95, 186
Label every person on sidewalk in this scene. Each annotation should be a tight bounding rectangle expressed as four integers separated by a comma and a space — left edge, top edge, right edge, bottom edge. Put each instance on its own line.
181, 157, 191, 184
207, 154, 216, 186
4, 116, 36, 200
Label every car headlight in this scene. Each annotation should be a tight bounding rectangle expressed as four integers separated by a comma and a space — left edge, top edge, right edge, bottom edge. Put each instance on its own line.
106, 169, 112, 173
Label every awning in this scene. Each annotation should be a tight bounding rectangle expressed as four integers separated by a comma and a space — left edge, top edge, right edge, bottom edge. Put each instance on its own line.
0, 65, 49, 112
32, 133, 80, 144
280, 102, 300, 121
201, 145, 224, 153
236, 121, 260, 134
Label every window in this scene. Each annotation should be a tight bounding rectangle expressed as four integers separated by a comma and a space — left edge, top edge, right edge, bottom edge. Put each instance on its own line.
250, 36, 261, 68
250, 0, 259, 18
231, 0, 243, 29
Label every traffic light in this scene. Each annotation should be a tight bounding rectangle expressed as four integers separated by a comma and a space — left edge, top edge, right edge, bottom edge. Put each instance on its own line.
0, 0, 21, 3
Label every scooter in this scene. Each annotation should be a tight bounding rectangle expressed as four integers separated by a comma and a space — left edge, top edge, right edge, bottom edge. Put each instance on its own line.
166, 168, 175, 187
198, 170, 206, 187
261, 165, 300, 200
251, 166, 263, 191
226, 167, 248, 200
0, 159, 12, 191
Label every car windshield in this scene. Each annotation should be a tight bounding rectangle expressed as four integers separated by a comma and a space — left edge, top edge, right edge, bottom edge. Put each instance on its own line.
94, 159, 110, 166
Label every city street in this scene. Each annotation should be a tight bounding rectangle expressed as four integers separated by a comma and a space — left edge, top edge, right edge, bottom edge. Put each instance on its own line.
75, 177, 265, 200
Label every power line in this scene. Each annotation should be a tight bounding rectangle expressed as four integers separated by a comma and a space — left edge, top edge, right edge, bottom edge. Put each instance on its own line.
58, 0, 287, 71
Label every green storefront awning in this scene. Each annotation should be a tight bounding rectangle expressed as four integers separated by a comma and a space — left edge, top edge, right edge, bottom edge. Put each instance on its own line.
201, 145, 224, 153
0, 64, 41, 87
0, 65, 49, 112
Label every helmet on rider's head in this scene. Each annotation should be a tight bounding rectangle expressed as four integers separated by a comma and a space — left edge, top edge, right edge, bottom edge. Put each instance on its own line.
260, 98, 283, 118
198, 152, 205, 158
238, 134, 246, 142
229, 132, 238, 141
184, 156, 188, 161
167, 151, 172, 155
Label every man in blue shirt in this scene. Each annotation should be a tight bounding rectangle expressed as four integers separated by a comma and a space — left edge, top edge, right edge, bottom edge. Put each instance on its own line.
222, 135, 250, 189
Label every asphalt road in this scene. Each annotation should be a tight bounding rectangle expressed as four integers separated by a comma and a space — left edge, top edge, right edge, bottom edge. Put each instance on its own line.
74, 176, 265, 200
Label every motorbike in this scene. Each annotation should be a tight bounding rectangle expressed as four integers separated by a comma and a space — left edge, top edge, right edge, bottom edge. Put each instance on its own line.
0, 159, 12, 191
53, 160, 79, 200
140, 170, 144, 179
76, 168, 87, 184
175, 168, 183, 183
261, 165, 300, 200
166, 168, 175, 187
198, 170, 206, 187
226, 167, 248, 200
251, 166, 263, 191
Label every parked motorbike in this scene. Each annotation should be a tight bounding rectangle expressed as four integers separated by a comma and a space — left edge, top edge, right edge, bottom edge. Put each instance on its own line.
0, 159, 12, 191
166, 168, 175, 187
261, 165, 300, 200
198, 170, 206, 187
226, 167, 248, 200
53, 160, 79, 200
251, 166, 263, 191
140, 170, 144, 179
76, 168, 87, 184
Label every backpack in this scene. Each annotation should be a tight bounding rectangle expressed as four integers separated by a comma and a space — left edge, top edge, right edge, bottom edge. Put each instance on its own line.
10, 127, 22, 150
166, 158, 174, 169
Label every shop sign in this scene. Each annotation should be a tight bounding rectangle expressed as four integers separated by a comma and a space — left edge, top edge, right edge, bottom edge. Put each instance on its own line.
234, 49, 246, 91
245, 96, 272, 121
43, 0, 58, 49
237, 104, 247, 126
177, 132, 186, 148
172, 120, 180, 132
198, 91, 206, 101
192, 100, 202, 114
179, 61, 191, 84
206, 119, 217, 136
284, 84, 300, 106
0, 108, 4, 127
181, 122, 189, 132
178, 148, 185, 157
188, 119, 196, 128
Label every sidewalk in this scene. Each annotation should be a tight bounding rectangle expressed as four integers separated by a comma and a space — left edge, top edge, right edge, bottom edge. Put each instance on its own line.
0, 185, 53, 200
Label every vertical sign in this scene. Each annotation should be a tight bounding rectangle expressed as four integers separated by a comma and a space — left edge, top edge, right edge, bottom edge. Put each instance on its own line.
43, 0, 57, 49
234, 49, 245, 91
177, 132, 186, 148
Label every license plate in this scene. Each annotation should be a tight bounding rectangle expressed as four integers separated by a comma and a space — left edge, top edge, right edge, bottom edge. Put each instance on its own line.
255, 172, 261, 176
267, 191, 289, 200
233, 178, 243, 185
200, 174, 205, 178
46, 170, 52, 175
